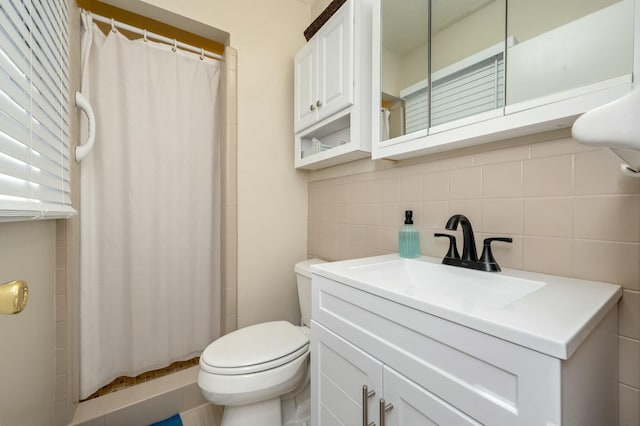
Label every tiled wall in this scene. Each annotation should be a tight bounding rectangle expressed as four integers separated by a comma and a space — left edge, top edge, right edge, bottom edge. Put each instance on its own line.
222, 47, 239, 335
308, 129, 640, 425
56, 3, 83, 423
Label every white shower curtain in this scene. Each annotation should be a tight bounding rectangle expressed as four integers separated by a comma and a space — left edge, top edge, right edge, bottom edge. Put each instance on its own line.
79, 13, 222, 399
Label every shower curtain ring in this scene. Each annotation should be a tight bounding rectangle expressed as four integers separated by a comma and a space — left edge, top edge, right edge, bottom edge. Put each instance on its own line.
143, 29, 148, 43
111, 18, 116, 33
172, 39, 177, 52
200, 48, 204, 60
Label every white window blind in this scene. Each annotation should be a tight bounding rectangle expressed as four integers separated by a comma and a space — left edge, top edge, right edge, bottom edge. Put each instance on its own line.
404, 87, 429, 134
400, 40, 511, 131
431, 54, 504, 127
0, 0, 75, 221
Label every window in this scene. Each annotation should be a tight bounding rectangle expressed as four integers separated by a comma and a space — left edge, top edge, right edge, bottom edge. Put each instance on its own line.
0, 0, 75, 220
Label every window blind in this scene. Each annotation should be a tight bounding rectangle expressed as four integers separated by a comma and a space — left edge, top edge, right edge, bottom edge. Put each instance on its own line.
0, 0, 75, 220
400, 41, 508, 132
404, 87, 429, 134
431, 54, 504, 127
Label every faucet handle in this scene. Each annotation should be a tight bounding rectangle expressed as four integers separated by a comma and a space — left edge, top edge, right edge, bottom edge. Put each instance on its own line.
479, 237, 513, 272
434, 233, 460, 260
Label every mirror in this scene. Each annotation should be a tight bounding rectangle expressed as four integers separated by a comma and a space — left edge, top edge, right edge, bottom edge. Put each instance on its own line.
378, 0, 634, 146
506, 0, 634, 106
430, 0, 506, 127
380, 0, 429, 141
379, 0, 507, 142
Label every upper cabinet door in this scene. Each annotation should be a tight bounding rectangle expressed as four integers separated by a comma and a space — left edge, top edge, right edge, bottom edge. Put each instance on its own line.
317, 0, 355, 122
294, 0, 355, 133
506, 0, 634, 110
294, 41, 317, 133
429, 0, 506, 130
378, 0, 429, 142
377, 0, 507, 142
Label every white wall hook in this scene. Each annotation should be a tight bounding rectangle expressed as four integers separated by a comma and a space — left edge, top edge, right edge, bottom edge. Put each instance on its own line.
75, 91, 96, 161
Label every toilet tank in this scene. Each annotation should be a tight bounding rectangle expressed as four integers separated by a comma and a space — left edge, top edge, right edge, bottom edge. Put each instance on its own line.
294, 259, 326, 326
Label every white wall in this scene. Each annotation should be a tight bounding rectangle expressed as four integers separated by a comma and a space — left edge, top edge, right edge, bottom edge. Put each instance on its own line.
136, 0, 311, 327
0, 221, 56, 425
311, 0, 333, 20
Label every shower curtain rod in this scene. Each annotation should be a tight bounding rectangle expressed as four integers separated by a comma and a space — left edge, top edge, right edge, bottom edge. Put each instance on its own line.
89, 12, 223, 61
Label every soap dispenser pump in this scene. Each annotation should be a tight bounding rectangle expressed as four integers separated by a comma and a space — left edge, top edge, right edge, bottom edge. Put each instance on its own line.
399, 210, 420, 258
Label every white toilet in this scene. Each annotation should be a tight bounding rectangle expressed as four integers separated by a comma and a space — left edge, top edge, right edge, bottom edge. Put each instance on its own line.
198, 259, 325, 426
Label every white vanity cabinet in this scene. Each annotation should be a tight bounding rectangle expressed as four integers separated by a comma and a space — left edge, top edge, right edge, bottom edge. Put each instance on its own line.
313, 322, 483, 425
294, 0, 373, 170
311, 262, 620, 426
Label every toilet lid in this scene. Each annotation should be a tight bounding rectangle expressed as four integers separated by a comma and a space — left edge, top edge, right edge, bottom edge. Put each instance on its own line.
200, 321, 309, 375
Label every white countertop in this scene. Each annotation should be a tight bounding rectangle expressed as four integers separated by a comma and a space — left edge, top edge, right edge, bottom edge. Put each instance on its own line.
311, 254, 622, 359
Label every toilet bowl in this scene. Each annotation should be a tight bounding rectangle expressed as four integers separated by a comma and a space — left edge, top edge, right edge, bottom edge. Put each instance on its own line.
198, 259, 325, 426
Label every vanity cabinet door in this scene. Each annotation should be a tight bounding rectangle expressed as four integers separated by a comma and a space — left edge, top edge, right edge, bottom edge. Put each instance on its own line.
312, 322, 483, 426
382, 366, 481, 426
311, 321, 382, 426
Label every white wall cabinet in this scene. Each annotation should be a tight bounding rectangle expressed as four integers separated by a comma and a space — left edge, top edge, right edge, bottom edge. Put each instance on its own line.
311, 274, 619, 426
294, 3, 354, 133
294, 0, 373, 170
372, 0, 638, 161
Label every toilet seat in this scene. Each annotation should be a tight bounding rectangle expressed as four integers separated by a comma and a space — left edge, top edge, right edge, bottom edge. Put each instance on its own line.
200, 321, 309, 375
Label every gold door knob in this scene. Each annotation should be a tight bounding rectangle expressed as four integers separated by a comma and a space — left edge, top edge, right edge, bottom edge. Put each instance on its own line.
0, 280, 28, 315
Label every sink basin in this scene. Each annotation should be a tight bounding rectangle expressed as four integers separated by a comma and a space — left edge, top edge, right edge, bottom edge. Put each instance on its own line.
347, 258, 546, 309
311, 254, 622, 359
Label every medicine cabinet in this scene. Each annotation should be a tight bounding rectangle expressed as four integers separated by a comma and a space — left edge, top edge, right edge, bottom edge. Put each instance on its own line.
373, 0, 636, 160
294, 0, 374, 170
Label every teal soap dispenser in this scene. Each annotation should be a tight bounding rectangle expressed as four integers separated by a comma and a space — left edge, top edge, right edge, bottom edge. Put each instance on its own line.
399, 210, 420, 258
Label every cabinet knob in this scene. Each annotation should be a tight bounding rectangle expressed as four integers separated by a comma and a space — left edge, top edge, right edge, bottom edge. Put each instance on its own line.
309, 104, 315, 111
316, 100, 322, 107
362, 385, 376, 426
379, 399, 393, 426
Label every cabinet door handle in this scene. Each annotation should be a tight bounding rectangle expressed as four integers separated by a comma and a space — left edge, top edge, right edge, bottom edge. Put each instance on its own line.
316, 99, 322, 107
309, 104, 315, 111
379, 399, 393, 426
362, 385, 376, 426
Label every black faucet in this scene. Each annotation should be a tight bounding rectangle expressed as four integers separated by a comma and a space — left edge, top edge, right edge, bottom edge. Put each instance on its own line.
435, 214, 512, 272
446, 214, 478, 261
